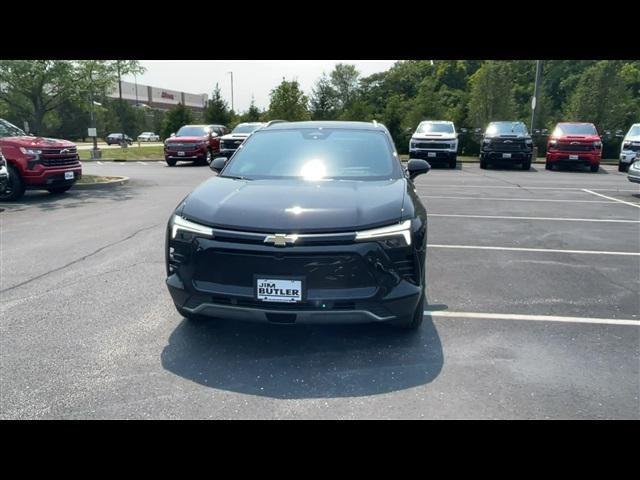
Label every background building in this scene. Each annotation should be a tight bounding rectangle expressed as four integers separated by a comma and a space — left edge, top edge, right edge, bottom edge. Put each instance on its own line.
107, 80, 208, 112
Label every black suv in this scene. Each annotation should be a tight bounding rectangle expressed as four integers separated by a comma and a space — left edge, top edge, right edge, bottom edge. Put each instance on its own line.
106, 133, 133, 146
480, 121, 533, 170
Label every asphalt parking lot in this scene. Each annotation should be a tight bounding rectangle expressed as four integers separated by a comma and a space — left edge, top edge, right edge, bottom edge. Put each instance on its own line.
1, 161, 639, 419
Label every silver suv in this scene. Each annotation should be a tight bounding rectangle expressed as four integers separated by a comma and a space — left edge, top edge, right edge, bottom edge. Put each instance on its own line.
409, 120, 458, 169
619, 123, 640, 172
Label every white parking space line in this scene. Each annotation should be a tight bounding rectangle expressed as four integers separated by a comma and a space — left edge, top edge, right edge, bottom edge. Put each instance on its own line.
425, 310, 640, 327
582, 189, 640, 209
421, 195, 616, 204
97, 161, 103, 165
429, 213, 640, 223
427, 244, 640, 256
137, 162, 147, 165
419, 184, 640, 193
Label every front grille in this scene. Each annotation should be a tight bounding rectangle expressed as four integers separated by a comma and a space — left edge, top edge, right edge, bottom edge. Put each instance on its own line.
557, 143, 594, 152
41, 156, 79, 167
193, 250, 376, 290
414, 141, 451, 150
221, 140, 242, 150
167, 143, 199, 151
624, 144, 640, 152
488, 140, 526, 151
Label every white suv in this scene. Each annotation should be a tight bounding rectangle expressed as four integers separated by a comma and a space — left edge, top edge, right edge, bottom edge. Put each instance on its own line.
619, 123, 640, 172
409, 120, 458, 169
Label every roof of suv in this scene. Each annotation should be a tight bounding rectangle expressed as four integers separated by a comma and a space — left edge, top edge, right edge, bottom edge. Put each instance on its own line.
265, 121, 386, 131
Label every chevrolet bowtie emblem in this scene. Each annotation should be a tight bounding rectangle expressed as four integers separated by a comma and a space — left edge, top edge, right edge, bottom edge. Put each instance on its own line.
264, 233, 298, 247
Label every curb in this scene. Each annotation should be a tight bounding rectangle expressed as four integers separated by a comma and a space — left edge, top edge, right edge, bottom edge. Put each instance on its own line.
74, 176, 129, 190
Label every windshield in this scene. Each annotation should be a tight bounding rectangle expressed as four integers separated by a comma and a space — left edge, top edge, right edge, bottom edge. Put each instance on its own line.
553, 124, 597, 136
416, 122, 454, 134
176, 126, 208, 137
627, 125, 640, 137
486, 122, 528, 136
222, 128, 401, 181
232, 124, 262, 134
0, 119, 26, 137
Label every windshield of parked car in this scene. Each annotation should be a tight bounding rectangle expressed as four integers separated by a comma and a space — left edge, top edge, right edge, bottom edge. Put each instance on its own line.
0, 120, 26, 137
553, 124, 597, 136
416, 122, 454, 134
222, 128, 401, 181
627, 125, 640, 137
486, 122, 528, 136
232, 124, 262, 134
176, 126, 208, 137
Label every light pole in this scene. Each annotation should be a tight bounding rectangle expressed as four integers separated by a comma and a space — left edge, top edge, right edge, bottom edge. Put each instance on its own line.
89, 69, 101, 160
227, 71, 234, 112
531, 60, 542, 133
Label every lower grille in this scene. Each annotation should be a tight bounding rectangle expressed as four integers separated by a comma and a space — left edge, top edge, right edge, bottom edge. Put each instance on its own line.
414, 142, 451, 150
489, 141, 526, 151
389, 251, 418, 283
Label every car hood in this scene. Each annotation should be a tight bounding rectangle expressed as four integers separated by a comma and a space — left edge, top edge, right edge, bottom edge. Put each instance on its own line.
181, 177, 408, 233
221, 133, 250, 141
165, 136, 207, 143
0, 136, 76, 148
623, 135, 640, 143
412, 133, 456, 141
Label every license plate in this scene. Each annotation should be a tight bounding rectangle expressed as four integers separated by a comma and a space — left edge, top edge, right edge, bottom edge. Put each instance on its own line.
569, 155, 579, 160
256, 278, 302, 303
502, 153, 511, 159
428, 152, 436, 158
64, 171, 74, 180
177, 151, 185, 156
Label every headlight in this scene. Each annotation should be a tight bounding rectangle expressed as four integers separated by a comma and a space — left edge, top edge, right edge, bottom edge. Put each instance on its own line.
630, 161, 640, 171
622, 141, 631, 150
355, 220, 412, 246
549, 139, 557, 147
593, 141, 602, 149
410, 141, 417, 149
171, 215, 214, 239
525, 138, 533, 145
19, 147, 42, 155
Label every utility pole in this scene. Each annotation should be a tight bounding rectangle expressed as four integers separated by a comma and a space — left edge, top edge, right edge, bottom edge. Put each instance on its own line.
530, 60, 542, 133
117, 60, 127, 148
89, 69, 101, 160
228, 71, 234, 112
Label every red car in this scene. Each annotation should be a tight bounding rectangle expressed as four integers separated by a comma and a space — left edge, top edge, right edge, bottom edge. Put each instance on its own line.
546, 122, 602, 172
164, 124, 228, 166
0, 119, 82, 201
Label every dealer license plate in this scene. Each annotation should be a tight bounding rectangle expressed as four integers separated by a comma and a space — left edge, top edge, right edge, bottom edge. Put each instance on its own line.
502, 153, 511, 159
64, 171, 74, 180
256, 278, 302, 303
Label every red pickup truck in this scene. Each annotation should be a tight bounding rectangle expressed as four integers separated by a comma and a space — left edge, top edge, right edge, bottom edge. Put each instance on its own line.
164, 124, 228, 166
546, 122, 602, 173
0, 119, 82, 201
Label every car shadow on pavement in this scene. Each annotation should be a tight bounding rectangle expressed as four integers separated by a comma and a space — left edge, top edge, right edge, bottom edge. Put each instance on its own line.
160, 306, 444, 399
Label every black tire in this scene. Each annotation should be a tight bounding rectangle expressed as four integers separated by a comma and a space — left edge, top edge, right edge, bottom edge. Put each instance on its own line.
618, 162, 627, 172
0, 164, 26, 201
449, 158, 457, 169
545, 162, 552, 170
205, 149, 213, 165
47, 186, 72, 194
166, 158, 177, 167
480, 160, 488, 169
390, 292, 424, 330
522, 161, 531, 170
590, 164, 599, 173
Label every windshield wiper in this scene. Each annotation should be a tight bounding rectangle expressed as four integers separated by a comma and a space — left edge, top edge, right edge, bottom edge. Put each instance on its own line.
220, 175, 252, 181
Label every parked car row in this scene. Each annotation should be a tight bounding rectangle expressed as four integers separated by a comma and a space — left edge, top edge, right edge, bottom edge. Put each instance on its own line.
163, 121, 286, 166
408, 120, 640, 173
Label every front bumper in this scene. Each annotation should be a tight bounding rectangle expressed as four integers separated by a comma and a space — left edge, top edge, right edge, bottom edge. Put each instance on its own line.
165, 150, 206, 161
409, 149, 456, 162
546, 151, 601, 165
620, 151, 640, 164
481, 150, 532, 162
166, 225, 426, 325
22, 165, 82, 187
628, 164, 640, 183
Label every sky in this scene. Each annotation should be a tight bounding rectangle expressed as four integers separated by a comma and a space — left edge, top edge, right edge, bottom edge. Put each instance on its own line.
122, 60, 397, 112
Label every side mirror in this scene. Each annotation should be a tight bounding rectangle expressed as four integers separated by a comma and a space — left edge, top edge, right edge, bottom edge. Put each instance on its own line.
459, 128, 468, 134
170, 133, 176, 137
211, 157, 227, 173
407, 159, 431, 179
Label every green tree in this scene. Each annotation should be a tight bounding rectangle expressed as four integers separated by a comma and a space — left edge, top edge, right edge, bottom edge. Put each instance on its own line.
162, 103, 193, 138
241, 97, 262, 122
329, 64, 360, 112
204, 83, 232, 125
467, 61, 516, 127
309, 74, 339, 120
267, 79, 310, 121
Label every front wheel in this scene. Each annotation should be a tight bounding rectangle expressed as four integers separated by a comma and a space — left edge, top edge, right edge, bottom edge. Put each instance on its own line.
449, 158, 457, 169
480, 159, 488, 169
545, 162, 552, 170
166, 158, 177, 167
0, 164, 26, 201
47, 186, 72, 194
522, 161, 531, 170
590, 164, 599, 173
204, 149, 212, 165
618, 162, 628, 172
